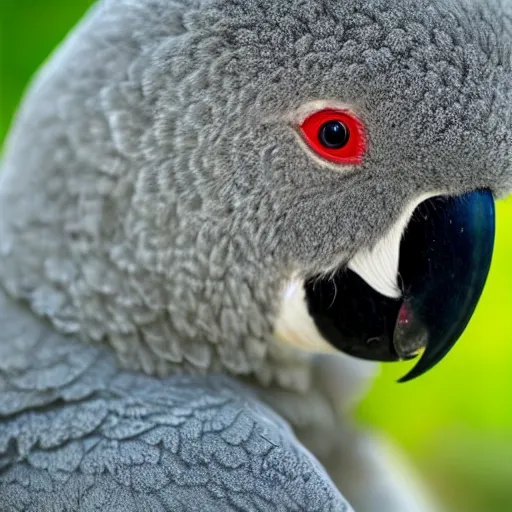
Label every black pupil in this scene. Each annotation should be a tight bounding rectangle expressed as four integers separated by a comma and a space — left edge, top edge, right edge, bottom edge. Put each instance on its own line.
319, 120, 350, 149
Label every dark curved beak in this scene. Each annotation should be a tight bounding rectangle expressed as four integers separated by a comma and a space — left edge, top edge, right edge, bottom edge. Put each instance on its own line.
305, 190, 496, 381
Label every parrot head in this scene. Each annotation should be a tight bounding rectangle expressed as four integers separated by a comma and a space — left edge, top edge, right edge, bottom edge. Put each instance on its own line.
0, 0, 511, 387
180, 0, 511, 382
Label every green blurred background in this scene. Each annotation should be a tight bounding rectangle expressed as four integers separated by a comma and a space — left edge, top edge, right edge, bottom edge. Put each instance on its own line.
1, 2, 511, 511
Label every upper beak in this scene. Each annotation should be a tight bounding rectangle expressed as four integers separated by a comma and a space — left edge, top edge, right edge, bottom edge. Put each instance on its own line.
305, 190, 496, 381
394, 190, 496, 381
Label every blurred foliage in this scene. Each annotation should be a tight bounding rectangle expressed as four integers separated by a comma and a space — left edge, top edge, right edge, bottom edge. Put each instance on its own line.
1, 1, 511, 511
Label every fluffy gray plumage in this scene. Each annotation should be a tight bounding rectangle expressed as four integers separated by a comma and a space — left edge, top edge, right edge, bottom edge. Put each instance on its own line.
1, 0, 511, 510
0, 290, 347, 511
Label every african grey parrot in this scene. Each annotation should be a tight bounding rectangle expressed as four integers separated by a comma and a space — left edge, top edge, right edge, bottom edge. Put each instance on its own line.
1, 0, 512, 510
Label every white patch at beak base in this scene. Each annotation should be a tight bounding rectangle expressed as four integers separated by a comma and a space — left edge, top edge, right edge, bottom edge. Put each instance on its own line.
348, 192, 439, 299
274, 279, 337, 354
347, 231, 403, 299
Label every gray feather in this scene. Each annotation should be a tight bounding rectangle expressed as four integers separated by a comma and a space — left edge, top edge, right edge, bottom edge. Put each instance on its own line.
0, 290, 349, 512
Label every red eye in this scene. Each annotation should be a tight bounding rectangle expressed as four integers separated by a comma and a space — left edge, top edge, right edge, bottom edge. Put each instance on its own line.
299, 109, 366, 165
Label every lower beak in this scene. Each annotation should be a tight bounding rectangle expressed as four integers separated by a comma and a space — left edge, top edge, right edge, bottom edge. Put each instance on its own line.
305, 190, 496, 381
